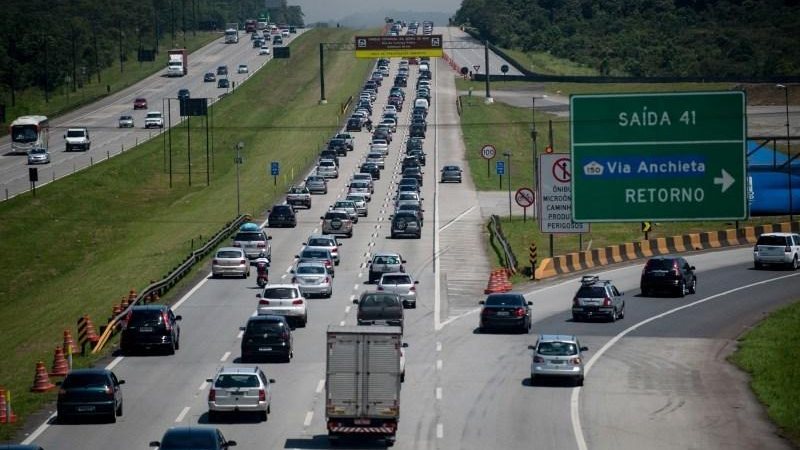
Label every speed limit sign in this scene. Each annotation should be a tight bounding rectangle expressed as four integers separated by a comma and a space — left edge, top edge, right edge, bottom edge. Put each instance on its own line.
480, 144, 496, 160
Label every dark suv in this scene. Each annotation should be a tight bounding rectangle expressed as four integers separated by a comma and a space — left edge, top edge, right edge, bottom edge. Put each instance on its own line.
267, 204, 297, 228
120, 305, 182, 355
391, 212, 422, 239
354, 292, 404, 330
640, 256, 697, 297
572, 275, 625, 322
240, 315, 293, 362
57, 369, 125, 423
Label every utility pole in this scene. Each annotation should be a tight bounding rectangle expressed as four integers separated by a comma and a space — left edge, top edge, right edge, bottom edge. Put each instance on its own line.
319, 43, 327, 104
778, 84, 793, 221
484, 40, 492, 103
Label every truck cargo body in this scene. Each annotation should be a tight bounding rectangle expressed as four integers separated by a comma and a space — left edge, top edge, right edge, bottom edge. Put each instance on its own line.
224, 23, 240, 43
326, 326, 401, 445
167, 49, 188, 76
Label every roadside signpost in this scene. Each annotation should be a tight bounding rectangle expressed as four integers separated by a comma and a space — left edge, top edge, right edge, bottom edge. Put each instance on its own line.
496, 160, 505, 189
538, 154, 590, 233
270, 161, 279, 185
571, 91, 747, 221
480, 144, 496, 177
515, 187, 535, 222
355, 35, 443, 59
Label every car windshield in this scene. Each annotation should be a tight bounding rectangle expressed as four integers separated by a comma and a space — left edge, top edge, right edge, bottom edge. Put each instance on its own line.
485, 295, 524, 306
537, 342, 578, 356
263, 287, 298, 298
214, 374, 259, 388
62, 373, 109, 389
146, 113, 161, 118
297, 265, 326, 274
335, 202, 353, 209
757, 235, 789, 246
351, 182, 368, 189
217, 250, 242, 258
66, 130, 85, 137
247, 321, 285, 333
361, 294, 399, 307
382, 275, 411, 284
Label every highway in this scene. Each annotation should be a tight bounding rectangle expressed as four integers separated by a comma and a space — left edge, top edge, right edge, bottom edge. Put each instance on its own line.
442, 27, 523, 77
0, 30, 302, 201
18, 29, 798, 450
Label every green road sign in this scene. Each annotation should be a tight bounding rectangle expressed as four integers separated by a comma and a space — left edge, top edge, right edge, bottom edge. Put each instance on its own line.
570, 91, 747, 222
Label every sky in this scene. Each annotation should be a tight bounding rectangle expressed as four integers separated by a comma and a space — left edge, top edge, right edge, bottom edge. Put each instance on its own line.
290, 0, 463, 24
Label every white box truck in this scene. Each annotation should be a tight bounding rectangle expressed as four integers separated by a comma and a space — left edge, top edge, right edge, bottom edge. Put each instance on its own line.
167, 49, 188, 76
326, 326, 405, 446
224, 23, 240, 43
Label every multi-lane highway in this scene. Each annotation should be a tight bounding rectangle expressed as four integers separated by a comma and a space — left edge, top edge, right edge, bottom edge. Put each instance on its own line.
14, 26, 799, 450
443, 27, 523, 77
0, 30, 302, 200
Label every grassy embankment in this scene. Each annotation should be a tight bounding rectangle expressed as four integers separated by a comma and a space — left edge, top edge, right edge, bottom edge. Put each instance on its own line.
0, 27, 374, 440
730, 301, 800, 447
2, 31, 219, 131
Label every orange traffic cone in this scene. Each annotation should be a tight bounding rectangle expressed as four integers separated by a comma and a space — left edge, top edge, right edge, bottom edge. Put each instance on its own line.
0, 388, 17, 424
30, 362, 56, 392
49, 346, 69, 377
83, 315, 99, 342
62, 329, 79, 354
119, 295, 129, 310
128, 289, 138, 304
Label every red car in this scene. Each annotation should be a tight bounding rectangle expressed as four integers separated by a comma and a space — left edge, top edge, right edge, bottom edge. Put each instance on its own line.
133, 98, 148, 110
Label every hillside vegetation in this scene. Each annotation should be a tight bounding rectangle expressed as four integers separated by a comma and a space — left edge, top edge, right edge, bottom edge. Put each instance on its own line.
454, 0, 800, 77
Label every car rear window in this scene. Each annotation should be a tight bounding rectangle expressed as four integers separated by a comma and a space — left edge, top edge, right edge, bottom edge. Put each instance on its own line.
217, 250, 243, 258
246, 320, 285, 334
128, 310, 164, 327
644, 259, 677, 270
307, 238, 333, 247
757, 235, 789, 246
537, 342, 578, 356
297, 265, 326, 274
576, 286, 606, 297
361, 294, 400, 307
162, 431, 216, 449
263, 287, 298, 298
273, 206, 292, 213
234, 232, 263, 241
382, 275, 411, 284
215, 374, 259, 388
485, 294, 525, 306
62, 373, 109, 389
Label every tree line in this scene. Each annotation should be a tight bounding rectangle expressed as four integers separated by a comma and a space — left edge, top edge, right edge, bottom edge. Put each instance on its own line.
0, 0, 305, 106
454, 0, 800, 77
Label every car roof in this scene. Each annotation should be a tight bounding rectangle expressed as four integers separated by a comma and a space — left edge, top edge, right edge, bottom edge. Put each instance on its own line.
216, 365, 261, 375
760, 232, 796, 237
130, 304, 169, 311
264, 283, 300, 289
537, 334, 579, 344
247, 314, 288, 323
373, 251, 401, 257
217, 246, 244, 253
66, 368, 111, 375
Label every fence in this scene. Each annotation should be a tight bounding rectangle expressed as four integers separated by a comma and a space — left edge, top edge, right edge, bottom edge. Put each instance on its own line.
488, 214, 518, 274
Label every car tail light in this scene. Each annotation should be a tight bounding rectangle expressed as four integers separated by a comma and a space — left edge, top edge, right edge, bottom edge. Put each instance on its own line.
572, 357, 582, 365
257, 242, 266, 248
259, 299, 270, 305
212, 259, 218, 265
123, 310, 133, 328
481, 308, 492, 316
259, 389, 266, 402
240, 259, 246, 265
292, 299, 304, 305
103, 386, 113, 395
377, 285, 384, 291
162, 312, 172, 331
672, 263, 680, 276
325, 277, 331, 284
514, 307, 526, 317
533, 356, 544, 363
602, 297, 612, 307
208, 389, 216, 401
410, 286, 416, 292
291, 277, 298, 284
233, 242, 241, 247
786, 245, 792, 252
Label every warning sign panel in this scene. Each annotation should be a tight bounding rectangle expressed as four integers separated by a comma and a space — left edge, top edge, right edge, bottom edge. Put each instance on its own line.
538, 154, 590, 234
355, 35, 443, 58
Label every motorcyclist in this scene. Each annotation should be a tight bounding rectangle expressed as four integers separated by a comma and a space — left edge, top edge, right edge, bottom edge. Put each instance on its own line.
365, 117, 373, 132
255, 251, 270, 286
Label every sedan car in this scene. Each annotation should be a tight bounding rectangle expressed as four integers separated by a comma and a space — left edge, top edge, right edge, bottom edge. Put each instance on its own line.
133, 97, 148, 109
118, 115, 134, 128
291, 262, 333, 298
150, 427, 237, 450
204, 72, 216, 82
304, 235, 342, 264
528, 335, 588, 386
377, 273, 418, 308
347, 180, 372, 201
217, 78, 230, 89
479, 292, 532, 333
305, 175, 328, 194
207, 366, 273, 421
259, 45, 271, 55
295, 247, 336, 276
441, 165, 463, 183
240, 315, 292, 362
57, 369, 125, 423
267, 204, 297, 228
354, 292, 404, 330
237, 64, 249, 74
257, 284, 307, 327
27, 147, 50, 165
360, 163, 381, 180
212, 247, 250, 278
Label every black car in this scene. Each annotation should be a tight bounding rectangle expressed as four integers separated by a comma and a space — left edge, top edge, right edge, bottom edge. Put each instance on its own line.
217, 78, 229, 89
407, 149, 426, 165
360, 163, 381, 180
150, 427, 237, 450
413, 106, 428, 119
354, 292, 404, 330
120, 305, 182, 355
240, 315, 293, 362
346, 117, 363, 132
397, 179, 420, 194
640, 256, 697, 297
394, 76, 407, 87
402, 167, 424, 186
178, 88, 190, 101
406, 137, 424, 152
410, 123, 426, 138
479, 293, 532, 333
267, 204, 297, 228
216, 65, 228, 76
57, 369, 125, 423
391, 212, 422, 239
327, 138, 348, 156
204, 72, 216, 82
402, 156, 421, 170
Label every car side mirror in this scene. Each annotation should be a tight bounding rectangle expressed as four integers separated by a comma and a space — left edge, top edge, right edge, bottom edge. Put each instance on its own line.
206, 378, 214, 382
479, 300, 485, 305
226, 441, 237, 447
239, 326, 246, 331
302, 242, 307, 245
402, 343, 409, 348
401, 259, 407, 263
175, 315, 183, 321
527, 301, 533, 305
267, 236, 273, 240
352, 299, 359, 305
294, 255, 300, 259
527, 345, 535, 350
289, 269, 295, 274
256, 293, 262, 298
414, 280, 419, 284
690, 266, 696, 270
118, 380, 126, 385
149, 442, 161, 447
269, 378, 276, 383
580, 346, 589, 352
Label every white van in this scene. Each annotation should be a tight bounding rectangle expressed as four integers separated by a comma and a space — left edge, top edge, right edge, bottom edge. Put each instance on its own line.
414, 98, 429, 110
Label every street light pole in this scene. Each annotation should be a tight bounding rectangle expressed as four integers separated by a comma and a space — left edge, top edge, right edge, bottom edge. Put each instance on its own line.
504, 151, 512, 219
778, 84, 793, 221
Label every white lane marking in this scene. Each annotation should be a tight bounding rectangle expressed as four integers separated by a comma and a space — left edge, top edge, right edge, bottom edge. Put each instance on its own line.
339, 320, 346, 326
350, 294, 357, 302
375, 224, 380, 229
281, 274, 287, 280
439, 206, 477, 232
175, 406, 191, 423
251, 310, 258, 317
220, 351, 231, 362
313, 228, 318, 233
436, 387, 442, 400
436, 360, 442, 371
304, 411, 314, 427
360, 262, 366, 269
345, 306, 351, 314
316, 379, 325, 394
436, 342, 442, 352
369, 242, 375, 247
198, 381, 209, 391
440, 307, 481, 328
237, 330, 244, 339
570, 271, 800, 450
20, 414, 56, 444
353, 284, 359, 291
437, 423, 444, 439
285, 265, 293, 273
358, 272, 363, 278
106, 356, 124, 371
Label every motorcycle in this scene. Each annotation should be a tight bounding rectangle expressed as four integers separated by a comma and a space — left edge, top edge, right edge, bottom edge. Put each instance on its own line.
255, 255, 270, 288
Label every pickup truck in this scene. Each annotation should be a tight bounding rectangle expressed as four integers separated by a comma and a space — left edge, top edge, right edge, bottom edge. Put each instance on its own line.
286, 185, 312, 209
64, 128, 91, 152
334, 133, 355, 151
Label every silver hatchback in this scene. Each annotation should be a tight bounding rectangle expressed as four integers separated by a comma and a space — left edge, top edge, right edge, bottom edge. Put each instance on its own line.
529, 335, 588, 386
207, 366, 274, 421
377, 273, 418, 308
212, 247, 250, 278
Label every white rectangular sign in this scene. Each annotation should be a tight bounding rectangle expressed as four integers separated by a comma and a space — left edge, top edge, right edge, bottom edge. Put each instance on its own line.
539, 154, 591, 234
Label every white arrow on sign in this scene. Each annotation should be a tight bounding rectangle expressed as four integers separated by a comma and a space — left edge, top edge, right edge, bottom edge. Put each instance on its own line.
714, 169, 734, 193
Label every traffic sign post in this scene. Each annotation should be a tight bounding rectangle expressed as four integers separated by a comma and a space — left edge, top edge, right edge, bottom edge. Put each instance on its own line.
496, 160, 505, 189
571, 91, 747, 222
270, 161, 280, 186
480, 144, 496, 177
515, 187, 535, 222
538, 154, 590, 234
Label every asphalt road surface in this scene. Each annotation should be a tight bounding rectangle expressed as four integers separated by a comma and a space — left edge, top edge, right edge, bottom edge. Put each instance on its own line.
17, 43, 798, 450
441, 27, 523, 78
0, 30, 302, 201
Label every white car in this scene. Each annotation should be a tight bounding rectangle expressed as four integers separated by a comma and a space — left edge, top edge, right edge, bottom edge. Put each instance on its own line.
348, 181, 372, 201
144, 111, 164, 128
291, 262, 333, 298
753, 232, 800, 269
238, 64, 249, 74
316, 160, 338, 179
379, 118, 397, 133
377, 273, 419, 308
383, 105, 397, 114
259, 45, 271, 55
212, 247, 250, 278
207, 366, 274, 421
257, 284, 308, 327
345, 194, 368, 216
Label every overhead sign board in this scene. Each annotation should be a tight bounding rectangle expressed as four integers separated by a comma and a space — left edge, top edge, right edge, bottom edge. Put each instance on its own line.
539, 154, 590, 233
570, 91, 747, 222
355, 35, 443, 58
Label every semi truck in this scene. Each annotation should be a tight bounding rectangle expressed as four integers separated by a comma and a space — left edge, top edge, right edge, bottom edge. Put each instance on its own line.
245, 19, 257, 33
166, 49, 188, 76
224, 23, 240, 43
326, 326, 405, 446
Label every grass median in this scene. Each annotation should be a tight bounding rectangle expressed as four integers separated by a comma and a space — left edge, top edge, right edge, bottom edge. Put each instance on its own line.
730, 301, 800, 446
0, 27, 373, 440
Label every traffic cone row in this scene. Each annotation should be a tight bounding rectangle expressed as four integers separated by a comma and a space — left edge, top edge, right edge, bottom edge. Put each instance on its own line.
484, 268, 513, 294
30, 362, 55, 393
0, 388, 17, 424
49, 346, 69, 377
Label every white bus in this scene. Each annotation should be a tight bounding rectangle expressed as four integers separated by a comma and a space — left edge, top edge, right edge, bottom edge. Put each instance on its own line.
10, 115, 49, 155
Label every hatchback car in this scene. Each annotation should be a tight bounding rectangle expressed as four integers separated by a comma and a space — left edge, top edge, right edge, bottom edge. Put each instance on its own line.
257, 284, 307, 327
572, 275, 626, 320
259, 45, 271, 55
217, 78, 230, 89
207, 366, 274, 421
377, 273, 418, 308
368, 251, 406, 283
397, 178, 421, 194
528, 335, 588, 386
320, 210, 353, 238
479, 292, 532, 333
216, 65, 229, 76
317, 159, 339, 179
27, 147, 50, 165
118, 115, 134, 128
441, 165, 463, 183
133, 97, 148, 109
305, 175, 328, 194
408, 150, 426, 166
232, 222, 272, 259
391, 212, 422, 239
304, 235, 342, 264
57, 369, 125, 423
240, 315, 292, 362
402, 167, 424, 186
120, 305, 182, 355
353, 292, 404, 329
204, 72, 216, 82
640, 257, 697, 297
753, 232, 800, 270
237, 64, 249, 74
331, 200, 359, 223
267, 204, 297, 228
291, 262, 333, 298
295, 247, 336, 276
150, 427, 236, 450
346, 117, 363, 132
212, 247, 250, 278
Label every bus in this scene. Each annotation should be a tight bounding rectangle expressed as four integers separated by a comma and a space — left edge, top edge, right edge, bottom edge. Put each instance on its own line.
10, 115, 49, 155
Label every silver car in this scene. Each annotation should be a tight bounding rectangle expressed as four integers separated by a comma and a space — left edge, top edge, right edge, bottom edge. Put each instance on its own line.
212, 247, 250, 278
365, 152, 385, 170
27, 147, 51, 165
345, 194, 368, 216
303, 234, 341, 265
377, 273, 418, 308
305, 175, 328, 194
395, 192, 423, 206
257, 284, 307, 327
528, 335, 588, 386
331, 200, 359, 223
232, 223, 272, 259
118, 115, 134, 128
320, 210, 353, 238
753, 232, 800, 269
291, 262, 333, 298
317, 159, 338, 179
348, 181, 372, 201
207, 366, 274, 421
